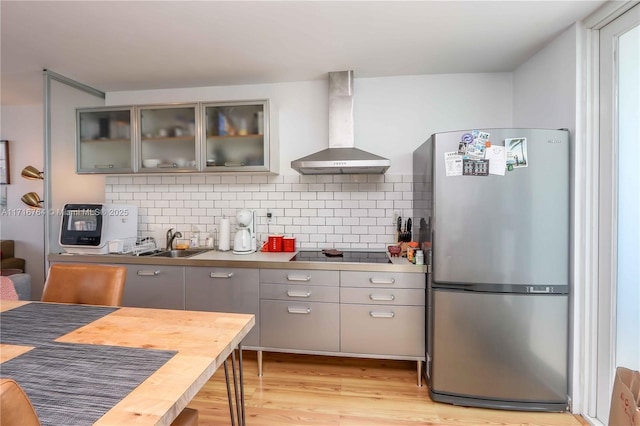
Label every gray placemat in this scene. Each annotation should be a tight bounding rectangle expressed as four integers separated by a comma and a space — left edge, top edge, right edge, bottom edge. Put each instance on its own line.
0, 303, 117, 347
1, 341, 177, 426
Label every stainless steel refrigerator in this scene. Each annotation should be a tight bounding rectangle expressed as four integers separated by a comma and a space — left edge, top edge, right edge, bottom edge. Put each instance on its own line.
413, 128, 569, 411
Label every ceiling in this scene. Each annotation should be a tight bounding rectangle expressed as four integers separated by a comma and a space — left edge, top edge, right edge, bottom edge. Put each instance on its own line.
1, 1, 607, 106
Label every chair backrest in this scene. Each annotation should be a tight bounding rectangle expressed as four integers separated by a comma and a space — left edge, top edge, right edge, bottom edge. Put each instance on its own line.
0, 378, 41, 426
41, 264, 127, 306
0, 276, 19, 300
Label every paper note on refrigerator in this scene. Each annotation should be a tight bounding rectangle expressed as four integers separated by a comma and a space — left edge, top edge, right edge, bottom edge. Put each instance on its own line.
484, 145, 506, 175
444, 152, 463, 176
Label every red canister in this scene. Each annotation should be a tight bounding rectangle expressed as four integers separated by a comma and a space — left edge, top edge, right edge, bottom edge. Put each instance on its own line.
268, 235, 284, 252
283, 237, 295, 252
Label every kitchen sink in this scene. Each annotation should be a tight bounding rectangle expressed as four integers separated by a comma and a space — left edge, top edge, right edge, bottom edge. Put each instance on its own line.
151, 249, 209, 258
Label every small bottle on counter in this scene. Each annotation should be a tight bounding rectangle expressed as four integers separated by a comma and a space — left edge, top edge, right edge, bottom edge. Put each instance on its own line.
189, 232, 199, 248
415, 250, 424, 265
407, 247, 414, 263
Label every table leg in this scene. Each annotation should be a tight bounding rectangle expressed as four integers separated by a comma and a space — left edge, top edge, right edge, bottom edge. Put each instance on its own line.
239, 346, 246, 425
257, 349, 263, 376
417, 360, 423, 387
223, 359, 236, 426
231, 349, 242, 426
225, 344, 247, 426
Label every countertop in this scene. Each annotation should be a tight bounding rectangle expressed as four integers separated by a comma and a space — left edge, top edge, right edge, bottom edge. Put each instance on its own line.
48, 250, 427, 273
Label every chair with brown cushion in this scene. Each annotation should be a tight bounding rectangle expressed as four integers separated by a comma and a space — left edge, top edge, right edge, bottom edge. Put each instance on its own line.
41, 264, 127, 306
0, 378, 41, 426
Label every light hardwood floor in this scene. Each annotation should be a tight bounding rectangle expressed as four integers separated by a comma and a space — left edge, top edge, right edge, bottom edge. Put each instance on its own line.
187, 351, 588, 426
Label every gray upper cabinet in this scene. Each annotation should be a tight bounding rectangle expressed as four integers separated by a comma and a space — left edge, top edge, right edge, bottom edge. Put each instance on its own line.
202, 100, 271, 172
77, 99, 275, 174
76, 106, 135, 173
138, 103, 198, 172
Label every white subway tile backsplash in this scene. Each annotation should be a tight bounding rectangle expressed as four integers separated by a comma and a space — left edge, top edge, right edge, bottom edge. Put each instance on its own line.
343, 217, 359, 226
106, 173, 414, 249
300, 192, 317, 201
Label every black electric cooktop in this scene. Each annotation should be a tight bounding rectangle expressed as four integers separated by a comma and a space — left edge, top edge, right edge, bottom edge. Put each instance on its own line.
290, 251, 391, 264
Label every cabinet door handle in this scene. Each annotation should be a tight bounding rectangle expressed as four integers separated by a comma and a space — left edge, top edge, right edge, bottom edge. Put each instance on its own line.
94, 164, 114, 169
369, 311, 395, 318
369, 294, 395, 301
369, 277, 395, 285
287, 306, 311, 314
137, 270, 160, 276
287, 290, 311, 298
210, 272, 234, 279
286, 275, 311, 282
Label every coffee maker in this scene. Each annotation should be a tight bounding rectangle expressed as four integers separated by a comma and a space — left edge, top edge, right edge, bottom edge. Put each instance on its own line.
232, 209, 256, 254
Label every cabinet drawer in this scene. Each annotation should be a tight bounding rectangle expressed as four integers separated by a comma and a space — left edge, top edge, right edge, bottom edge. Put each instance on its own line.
260, 283, 338, 303
340, 304, 425, 357
260, 300, 339, 352
340, 287, 424, 306
185, 266, 259, 347
341, 271, 425, 289
122, 265, 184, 310
260, 269, 339, 286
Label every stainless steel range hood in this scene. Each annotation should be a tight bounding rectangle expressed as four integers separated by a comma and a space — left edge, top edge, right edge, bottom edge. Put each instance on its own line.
291, 71, 391, 175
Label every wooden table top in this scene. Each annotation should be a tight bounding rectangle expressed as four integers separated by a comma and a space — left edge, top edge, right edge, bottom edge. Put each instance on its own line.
0, 300, 255, 425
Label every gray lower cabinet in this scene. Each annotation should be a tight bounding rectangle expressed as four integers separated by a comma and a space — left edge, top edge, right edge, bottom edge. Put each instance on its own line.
260, 269, 339, 352
340, 271, 425, 358
121, 264, 185, 310
260, 300, 340, 351
185, 266, 260, 347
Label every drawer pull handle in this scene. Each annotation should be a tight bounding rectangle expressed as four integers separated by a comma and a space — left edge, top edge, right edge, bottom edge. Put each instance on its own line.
369, 294, 395, 301
137, 270, 160, 276
210, 272, 234, 279
287, 306, 311, 314
287, 290, 312, 298
369, 311, 395, 318
369, 277, 395, 285
286, 275, 311, 282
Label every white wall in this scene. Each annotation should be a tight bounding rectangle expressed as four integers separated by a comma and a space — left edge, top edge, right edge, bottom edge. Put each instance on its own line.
106, 73, 513, 249
512, 23, 580, 411
513, 25, 578, 132
108, 73, 513, 175
0, 104, 46, 295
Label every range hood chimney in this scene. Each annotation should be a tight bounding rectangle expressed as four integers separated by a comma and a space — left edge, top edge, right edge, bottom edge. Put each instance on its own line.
291, 71, 391, 175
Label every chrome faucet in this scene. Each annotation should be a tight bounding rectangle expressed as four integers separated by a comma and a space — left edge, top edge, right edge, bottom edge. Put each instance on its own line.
166, 228, 182, 250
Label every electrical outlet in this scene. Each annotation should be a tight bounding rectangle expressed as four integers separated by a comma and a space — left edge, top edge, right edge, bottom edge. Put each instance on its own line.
266, 209, 273, 223
392, 211, 399, 225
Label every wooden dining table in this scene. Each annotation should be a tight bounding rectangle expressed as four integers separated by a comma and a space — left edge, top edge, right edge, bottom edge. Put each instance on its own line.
0, 300, 254, 425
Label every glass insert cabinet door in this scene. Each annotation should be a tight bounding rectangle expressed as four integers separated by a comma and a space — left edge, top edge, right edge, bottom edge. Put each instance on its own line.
77, 107, 134, 173
139, 104, 198, 171
203, 100, 269, 171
